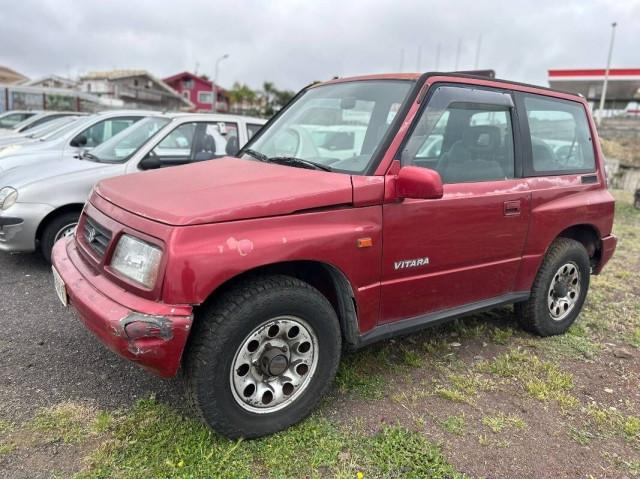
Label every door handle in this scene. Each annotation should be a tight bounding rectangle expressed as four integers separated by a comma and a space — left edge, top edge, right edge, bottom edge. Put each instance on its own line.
504, 200, 521, 216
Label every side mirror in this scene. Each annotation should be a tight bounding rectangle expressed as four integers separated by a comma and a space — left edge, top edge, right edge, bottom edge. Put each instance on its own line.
139, 155, 162, 170
396, 166, 443, 200
70, 134, 87, 148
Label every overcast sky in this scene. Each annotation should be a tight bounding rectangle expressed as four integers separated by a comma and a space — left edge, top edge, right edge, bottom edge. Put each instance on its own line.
1, 0, 638, 92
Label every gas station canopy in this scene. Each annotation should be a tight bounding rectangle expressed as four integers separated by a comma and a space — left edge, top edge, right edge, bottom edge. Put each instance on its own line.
548, 69, 640, 108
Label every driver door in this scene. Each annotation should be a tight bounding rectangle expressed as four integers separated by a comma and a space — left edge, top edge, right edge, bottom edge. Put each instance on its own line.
381, 84, 531, 323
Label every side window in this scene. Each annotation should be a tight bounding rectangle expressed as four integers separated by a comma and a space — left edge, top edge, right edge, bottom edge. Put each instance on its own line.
523, 95, 595, 174
152, 122, 197, 159
201, 122, 239, 157
78, 117, 139, 148
402, 85, 515, 183
247, 123, 263, 140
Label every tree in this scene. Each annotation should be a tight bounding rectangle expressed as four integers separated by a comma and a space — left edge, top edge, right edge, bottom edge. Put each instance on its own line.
262, 81, 276, 116
228, 81, 296, 117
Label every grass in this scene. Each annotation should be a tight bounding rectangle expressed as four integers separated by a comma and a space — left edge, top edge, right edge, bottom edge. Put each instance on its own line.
64, 397, 467, 479
335, 352, 386, 400
568, 427, 596, 446
29, 402, 97, 444
482, 413, 526, 434
491, 327, 514, 345
585, 403, 640, 443
477, 349, 579, 410
434, 372, 495, 405
0, 441, 16, 456
0, 419, 13, 434
357, 426, 468, 479
441, 415, 466, 436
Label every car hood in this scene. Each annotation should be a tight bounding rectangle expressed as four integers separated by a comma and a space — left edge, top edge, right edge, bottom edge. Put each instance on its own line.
0, 149, 64, 173
95, 157, 354, 226
0, 157, 113, 189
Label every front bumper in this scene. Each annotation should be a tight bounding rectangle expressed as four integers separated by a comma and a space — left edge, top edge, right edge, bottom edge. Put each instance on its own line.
52, 237, 193, 377
594, 234, 617, 274
0, 202, 53, 252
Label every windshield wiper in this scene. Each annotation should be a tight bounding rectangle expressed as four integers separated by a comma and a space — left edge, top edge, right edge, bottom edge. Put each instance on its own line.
243, 148, 269, 162
267, 156, 332, 172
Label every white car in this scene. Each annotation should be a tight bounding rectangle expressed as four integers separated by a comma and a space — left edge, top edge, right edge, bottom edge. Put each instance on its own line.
0, 113, 266, 261
0, 110, 39, 129
0, 111, 81, 137
0, 110, 158, 170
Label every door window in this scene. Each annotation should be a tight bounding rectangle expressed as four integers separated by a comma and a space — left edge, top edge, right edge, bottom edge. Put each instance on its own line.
152, 122, 197, 160
523, 95, 595, 174
150, 121, 240, 162
401, 85, 515, 183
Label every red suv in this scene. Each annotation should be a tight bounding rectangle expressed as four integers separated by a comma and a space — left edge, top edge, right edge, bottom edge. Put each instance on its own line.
52, 73, 617, 438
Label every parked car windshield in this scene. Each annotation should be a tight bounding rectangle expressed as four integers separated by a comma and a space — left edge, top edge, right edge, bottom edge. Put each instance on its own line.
86, 116, 170, 163
0, 112, 34, 129
39, 117, 86, 141
241, 80, 413, 174
26, 116, 79, 139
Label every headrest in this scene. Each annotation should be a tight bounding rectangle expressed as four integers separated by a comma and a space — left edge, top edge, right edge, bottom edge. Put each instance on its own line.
462, 125, 500, 150
202, 134, 216, 151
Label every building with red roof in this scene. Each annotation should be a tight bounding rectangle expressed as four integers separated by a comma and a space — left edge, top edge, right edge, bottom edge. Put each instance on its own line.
164, 71, 230, 112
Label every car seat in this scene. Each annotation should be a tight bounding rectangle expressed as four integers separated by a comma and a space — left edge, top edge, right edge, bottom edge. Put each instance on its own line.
194, 134, 217, 161
437, 125, 505, 182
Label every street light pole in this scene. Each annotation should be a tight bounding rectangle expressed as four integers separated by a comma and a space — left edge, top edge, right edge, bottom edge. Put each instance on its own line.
597, 22, 617, 126
213, 53, 229, 113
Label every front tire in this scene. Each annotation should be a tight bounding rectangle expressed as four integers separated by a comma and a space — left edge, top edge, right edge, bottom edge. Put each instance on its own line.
39, 211, 80, 263
184, 275, 342, 438
515, 238, 590, 336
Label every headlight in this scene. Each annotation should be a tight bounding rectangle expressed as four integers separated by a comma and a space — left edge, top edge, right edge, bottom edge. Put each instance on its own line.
110, 234, 162, 288
0, 187, 17, 210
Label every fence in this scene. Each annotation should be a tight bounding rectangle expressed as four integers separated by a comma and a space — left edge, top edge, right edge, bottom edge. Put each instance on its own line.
0, 84, 107, 113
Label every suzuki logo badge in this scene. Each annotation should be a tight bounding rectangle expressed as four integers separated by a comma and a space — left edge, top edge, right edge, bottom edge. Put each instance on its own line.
86, 227, 96, 243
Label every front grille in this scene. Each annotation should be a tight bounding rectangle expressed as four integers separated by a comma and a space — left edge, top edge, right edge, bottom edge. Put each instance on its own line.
82, 215, 112, 258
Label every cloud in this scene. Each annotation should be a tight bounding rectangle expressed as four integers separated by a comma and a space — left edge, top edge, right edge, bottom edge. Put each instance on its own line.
1, 0, 637, 92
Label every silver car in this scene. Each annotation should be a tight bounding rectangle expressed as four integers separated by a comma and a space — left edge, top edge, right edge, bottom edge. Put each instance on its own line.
0, 111, 82, 137
0, 110, 39, 129
0, 115, 81, 149
0, 113, 265, 261
0, 110, 156, 171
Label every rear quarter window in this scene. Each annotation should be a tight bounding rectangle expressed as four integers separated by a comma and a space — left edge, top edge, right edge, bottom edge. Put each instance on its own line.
523, 95, 595, 175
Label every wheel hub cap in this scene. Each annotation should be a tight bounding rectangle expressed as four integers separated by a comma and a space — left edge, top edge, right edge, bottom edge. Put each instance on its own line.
230, 316, 318, 414
260, 346, 289, 376
547, 261, 581, 321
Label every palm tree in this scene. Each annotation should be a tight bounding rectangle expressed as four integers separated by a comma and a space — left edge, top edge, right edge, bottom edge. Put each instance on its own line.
262, 81, 276, 115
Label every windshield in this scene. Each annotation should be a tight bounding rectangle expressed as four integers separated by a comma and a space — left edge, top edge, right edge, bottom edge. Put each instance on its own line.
26, 116, 79, 139
88, 116, 170, 163
40, 116, 86, 141
242, 80, 413, 174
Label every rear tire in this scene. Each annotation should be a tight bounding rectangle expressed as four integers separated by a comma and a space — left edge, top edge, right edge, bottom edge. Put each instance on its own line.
515, 238, 590, 336
184, 275, 341, 438
39, 211, 80, 263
